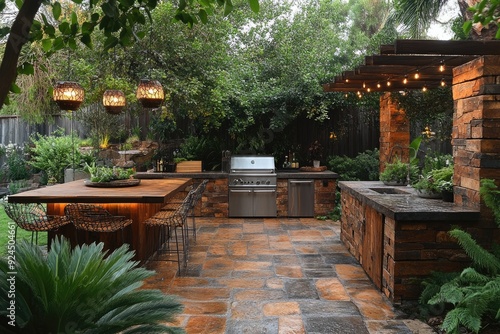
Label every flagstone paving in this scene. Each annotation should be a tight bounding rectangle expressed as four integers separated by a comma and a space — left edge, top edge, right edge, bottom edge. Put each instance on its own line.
143, 217, 434, 334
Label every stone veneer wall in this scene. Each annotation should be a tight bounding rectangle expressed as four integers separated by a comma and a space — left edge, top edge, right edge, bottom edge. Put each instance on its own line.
174, 177, 337, 218
452, 55, 500, 210
277, 179, 337, 217
379, 92, 410, 172
340, 192, 485, 302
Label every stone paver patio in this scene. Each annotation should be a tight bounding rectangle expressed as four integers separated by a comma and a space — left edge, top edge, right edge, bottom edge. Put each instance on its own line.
143, 217, 434, 334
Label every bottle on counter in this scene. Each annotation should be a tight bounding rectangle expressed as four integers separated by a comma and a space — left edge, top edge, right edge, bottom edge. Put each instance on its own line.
293, 153, 299, 168
283, 156, 289, 169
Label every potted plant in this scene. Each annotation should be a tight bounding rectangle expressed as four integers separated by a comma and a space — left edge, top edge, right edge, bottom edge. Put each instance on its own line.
379, 158, 418, 186
84, 162, 137, 185
413, 165, 453, 199
438, 180, 454, 202
308, 140, 323, 168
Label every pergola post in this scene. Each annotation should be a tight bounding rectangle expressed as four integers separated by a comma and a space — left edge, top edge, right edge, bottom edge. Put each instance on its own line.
452, 55, 500, 210
379, 92, 410, 173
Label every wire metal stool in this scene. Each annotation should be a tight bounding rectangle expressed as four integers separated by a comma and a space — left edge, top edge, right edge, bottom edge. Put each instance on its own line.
3, 202, 69, 245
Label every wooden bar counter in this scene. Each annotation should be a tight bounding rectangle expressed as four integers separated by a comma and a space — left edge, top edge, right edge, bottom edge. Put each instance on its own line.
8, 178, 191, 260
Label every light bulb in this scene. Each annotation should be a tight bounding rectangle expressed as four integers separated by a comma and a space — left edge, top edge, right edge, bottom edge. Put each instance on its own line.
403, 75, 408, 84
422, 85, 427, 92
439, 61, 445, 72
440, 78, 446, 87
362, 82, 366, 88
414, 71, 420, 79
377, 82, 381, 88
386, 80, 391, 87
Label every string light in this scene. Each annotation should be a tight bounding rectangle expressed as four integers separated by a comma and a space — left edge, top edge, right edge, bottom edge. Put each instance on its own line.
422, 84, 427, 92
403, 75, 408, 84
367, 87, 371, 92
414, 70, 420, 79
386, 80, 391, 87
439, 60, 445, 72
440, 78, 446, 87
376, 82, 381, 88
362, 82, 366, 88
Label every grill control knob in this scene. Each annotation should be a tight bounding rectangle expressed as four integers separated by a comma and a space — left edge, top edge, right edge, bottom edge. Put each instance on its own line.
265, 180, 271, 185
256, 180, 261, 185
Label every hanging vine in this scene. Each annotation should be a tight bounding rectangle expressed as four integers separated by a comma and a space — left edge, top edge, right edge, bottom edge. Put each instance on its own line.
390, 87, 454, 141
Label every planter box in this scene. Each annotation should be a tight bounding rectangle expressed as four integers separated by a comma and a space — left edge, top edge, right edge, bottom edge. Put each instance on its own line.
176, 161, 202, 173
64, 169, 90, 183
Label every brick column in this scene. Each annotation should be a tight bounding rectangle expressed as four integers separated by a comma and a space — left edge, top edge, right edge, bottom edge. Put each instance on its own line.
452, 55, 500, 210
379, 92, 410, 172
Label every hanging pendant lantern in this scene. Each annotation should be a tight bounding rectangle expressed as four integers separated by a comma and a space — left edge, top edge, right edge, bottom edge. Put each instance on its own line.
136, 79, 164, 108
103, 89, 126, 114
53, 81, 85, 111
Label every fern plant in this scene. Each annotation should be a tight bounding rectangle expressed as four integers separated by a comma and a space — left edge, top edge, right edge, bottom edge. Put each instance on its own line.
420, 179, 500, 334
0, 237, 184, 333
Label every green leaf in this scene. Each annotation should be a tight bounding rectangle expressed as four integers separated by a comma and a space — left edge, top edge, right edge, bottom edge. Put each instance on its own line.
71, 11, 78, 25
178, 0, 187, 11
91, 13, 100, 22
0, 26, 10, 39
18, 62, 34, 75
52, 36, 65, 50
224, 0, 233, 16
68, 38, 77, 50
41, 39, 52, 52
199, 9, 208, 24
462, 21, 472, 34
80, 34, 92, 48
102, 2, 117, 18
248, 0, 259, 13
14, 0, 22, 9
44, 24, 56, 37
0, 0, 5, 11
10, 82, 21, 93
59, 21, 70, 34
81, 22, 95, 35
119, 0, 135, 7
103, 35, 119, 50
52, 2, 61, 20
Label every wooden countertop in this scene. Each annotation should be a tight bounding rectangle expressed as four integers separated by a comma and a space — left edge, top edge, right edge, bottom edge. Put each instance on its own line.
8, 178, 191, 204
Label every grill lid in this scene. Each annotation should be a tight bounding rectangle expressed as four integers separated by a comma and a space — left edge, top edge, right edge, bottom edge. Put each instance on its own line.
230, 155, 275, 173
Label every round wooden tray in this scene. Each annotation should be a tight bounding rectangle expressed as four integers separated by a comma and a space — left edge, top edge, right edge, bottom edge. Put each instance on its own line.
84, 179, 141, 188
299, 166, 327, 172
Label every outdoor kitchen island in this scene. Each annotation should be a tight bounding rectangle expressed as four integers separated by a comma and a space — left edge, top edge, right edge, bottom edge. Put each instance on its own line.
8, 178, 192, 261
338, 181, 488, 303
136, 169, 338, 218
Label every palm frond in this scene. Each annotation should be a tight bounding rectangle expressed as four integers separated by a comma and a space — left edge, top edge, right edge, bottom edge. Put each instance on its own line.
0, 236, 184, 333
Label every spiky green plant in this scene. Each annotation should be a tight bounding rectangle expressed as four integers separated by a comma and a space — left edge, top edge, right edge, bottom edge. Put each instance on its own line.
0, 237, 184, 333
420, 179, 500, 334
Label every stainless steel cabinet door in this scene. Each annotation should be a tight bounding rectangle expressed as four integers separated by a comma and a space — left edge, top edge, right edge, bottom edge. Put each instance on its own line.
228, 189, 253, 217
253, 189, 277, 217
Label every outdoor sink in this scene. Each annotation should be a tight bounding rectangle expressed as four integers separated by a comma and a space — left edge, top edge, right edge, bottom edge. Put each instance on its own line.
369, 187, 410, 195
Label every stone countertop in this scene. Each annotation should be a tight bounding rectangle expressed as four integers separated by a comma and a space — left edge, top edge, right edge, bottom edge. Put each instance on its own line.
136, 170, 339, 179
338, 181, 480, 221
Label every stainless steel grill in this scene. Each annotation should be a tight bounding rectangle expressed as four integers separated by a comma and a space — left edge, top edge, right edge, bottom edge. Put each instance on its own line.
228, 156, 277, 217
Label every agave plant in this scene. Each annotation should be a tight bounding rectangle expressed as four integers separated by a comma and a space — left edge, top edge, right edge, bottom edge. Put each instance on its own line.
0, 237, 184, 333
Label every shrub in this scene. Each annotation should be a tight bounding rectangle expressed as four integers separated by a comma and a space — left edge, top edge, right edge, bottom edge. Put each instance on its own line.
0, 237, 184, 333
28, 129, 82, 183
1, 143, 31, 182
327, 148, 380, 181
380, 157, 419, 185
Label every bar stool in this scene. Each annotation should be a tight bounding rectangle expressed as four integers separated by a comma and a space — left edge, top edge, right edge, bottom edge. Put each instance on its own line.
64, 203, 133, 245
3, 202, 70, 245
145, 189, 195, 273
188, 179, 208, 241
